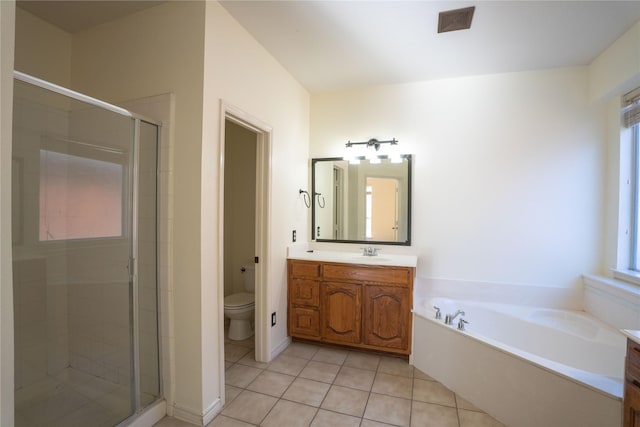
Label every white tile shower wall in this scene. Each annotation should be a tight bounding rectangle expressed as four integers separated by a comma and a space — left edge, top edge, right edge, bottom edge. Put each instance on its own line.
583, 274, 640, 330
46, 282, 69, 375
68, 281, 132, 385
12, 257, 51, 389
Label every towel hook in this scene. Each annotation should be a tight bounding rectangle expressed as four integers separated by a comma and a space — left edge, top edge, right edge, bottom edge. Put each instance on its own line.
299, 189, 310, 208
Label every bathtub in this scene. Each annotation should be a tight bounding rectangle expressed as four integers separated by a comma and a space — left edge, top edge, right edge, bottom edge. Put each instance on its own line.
412, 297, 626, 427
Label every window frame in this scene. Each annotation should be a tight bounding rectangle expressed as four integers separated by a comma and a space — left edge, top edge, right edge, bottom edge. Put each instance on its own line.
38, 135, 130, 243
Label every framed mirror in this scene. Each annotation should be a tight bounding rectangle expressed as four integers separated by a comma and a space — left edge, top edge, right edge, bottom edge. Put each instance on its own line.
311, 155, 412, 245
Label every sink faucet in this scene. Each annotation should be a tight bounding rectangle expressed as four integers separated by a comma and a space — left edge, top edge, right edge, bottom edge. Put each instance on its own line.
361, 247, 379, 256
444, 310, 465, 325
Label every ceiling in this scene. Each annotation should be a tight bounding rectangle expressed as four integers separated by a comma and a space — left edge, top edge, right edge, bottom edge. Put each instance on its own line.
17, 1, 165, 33
220, 0, 640, 92
16, 0, 640, 93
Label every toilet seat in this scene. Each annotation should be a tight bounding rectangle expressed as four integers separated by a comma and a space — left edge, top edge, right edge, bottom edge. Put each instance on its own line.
224, 292, 255, 309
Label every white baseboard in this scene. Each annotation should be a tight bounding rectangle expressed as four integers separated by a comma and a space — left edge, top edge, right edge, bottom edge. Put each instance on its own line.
203, 398, 222, 425
271, 336, 291, 360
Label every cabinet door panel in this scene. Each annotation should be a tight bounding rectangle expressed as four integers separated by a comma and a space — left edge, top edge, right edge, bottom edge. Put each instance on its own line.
321, 282, 361, 344
290, 278, 320, 307
323, 264, 409, 285
290, 261, 321, 278
289, 307, 320, 339
364, 285, 409, 350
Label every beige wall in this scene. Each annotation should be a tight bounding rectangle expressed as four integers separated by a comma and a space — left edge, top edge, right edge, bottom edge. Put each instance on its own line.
589, 21, 640, 275
311, 67, 606, 290
0, 1, 15, 425
15, 7, 71, 87
70, 2, 207, 416
201, 0, 310, 415
589, 20, 640, 102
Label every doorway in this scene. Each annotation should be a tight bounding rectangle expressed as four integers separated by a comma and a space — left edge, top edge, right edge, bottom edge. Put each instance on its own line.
365, 177, 400, 241
223, 120, 257, 350
220, 105, 272, 406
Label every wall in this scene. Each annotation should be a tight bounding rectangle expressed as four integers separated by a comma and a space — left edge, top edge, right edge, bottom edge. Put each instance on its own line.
201, 0, 309, 419
14, 7, 71, 87
311, 67, 605, 290
70, 1, 207, 419
589, 20, 640, 102
590, 21, 640, 275
0, 1, 15, 425
223, 120, 257, 297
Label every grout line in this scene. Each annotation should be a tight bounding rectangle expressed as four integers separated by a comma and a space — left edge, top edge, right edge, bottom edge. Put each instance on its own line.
220, 341, 491, 427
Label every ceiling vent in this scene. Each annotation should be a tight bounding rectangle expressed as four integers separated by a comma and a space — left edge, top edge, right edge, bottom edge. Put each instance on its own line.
438, 6, 475, 33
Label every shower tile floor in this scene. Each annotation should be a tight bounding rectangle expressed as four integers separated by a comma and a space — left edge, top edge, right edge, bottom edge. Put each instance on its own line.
14, 367, 133, 427
156, 326, 506, 427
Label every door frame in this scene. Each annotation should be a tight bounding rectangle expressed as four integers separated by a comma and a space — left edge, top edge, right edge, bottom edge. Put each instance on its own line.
218, 101, 272, 395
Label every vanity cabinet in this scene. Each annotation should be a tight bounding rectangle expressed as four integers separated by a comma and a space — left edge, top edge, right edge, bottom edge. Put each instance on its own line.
625, 338, 640, 427
287, 259, 414, 355
288, 261, 322, 339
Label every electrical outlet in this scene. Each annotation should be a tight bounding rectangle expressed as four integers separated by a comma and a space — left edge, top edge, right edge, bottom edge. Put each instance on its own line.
271, 312, 276, 327
292, 230, 296, 242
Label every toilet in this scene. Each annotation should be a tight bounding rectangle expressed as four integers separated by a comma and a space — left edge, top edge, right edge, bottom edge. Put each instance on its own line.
223, 265, 255, 340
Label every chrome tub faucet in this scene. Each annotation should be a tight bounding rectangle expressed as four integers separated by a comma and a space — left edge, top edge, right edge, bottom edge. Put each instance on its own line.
445, 309, 465, 325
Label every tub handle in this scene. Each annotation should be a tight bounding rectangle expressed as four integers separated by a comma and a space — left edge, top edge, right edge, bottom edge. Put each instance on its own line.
458, 318, 469, 331
433, 306, 442, 320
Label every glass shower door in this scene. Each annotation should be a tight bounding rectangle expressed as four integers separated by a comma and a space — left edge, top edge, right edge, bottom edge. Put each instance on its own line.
135, 120, 160, 409
12, 76, 159, 427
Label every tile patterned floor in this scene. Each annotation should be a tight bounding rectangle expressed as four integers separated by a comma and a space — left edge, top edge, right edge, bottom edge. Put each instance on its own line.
155, 339, 506, 427
14, 367, 134, 427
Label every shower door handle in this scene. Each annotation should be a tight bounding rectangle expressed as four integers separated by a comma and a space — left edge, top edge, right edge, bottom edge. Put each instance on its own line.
128, 256, 136, 280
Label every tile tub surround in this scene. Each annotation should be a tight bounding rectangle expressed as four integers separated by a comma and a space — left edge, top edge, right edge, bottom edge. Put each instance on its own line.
157, 341, 504, 427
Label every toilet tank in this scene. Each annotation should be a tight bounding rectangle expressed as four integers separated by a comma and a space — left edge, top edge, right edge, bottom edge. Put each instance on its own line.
242, 265, 255, 292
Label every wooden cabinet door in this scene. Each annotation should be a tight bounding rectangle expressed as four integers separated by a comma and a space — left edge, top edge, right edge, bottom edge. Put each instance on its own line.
289, 306, 320, 339
627, 339, 640, 427
290, 278, 319, 307
625, 379, 640, 427
364, 285, 410, 351
321, 282, 362, 344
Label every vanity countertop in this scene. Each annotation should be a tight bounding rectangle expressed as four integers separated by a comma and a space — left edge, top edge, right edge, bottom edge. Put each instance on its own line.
623, 329, 640, 345
287, 249, 418, 268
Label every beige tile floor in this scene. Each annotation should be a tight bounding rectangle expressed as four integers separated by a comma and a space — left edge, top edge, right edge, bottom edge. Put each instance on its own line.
14, 367, 133, 427
155, 338, 505, 427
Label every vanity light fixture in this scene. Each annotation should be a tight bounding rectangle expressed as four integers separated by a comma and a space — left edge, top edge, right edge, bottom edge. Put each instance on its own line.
345, 138, 397, 151
344, 138, 398, 164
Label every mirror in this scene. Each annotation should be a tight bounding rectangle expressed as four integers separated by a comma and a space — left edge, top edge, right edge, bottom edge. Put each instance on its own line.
311, 155, 412, 245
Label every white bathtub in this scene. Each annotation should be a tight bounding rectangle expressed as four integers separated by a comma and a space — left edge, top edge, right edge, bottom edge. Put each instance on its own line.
412, 297, 626, 427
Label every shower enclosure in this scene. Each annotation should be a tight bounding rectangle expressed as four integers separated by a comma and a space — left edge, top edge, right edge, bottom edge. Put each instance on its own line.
11, 72, 161, 427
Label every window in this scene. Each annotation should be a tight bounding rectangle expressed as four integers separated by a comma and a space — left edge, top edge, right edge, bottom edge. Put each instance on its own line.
624, 88, 640, 271
632, 124, 640, 270
39, 147, 125, 241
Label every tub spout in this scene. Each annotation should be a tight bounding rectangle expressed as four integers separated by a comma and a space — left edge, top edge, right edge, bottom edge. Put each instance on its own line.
445, 310, 465, 325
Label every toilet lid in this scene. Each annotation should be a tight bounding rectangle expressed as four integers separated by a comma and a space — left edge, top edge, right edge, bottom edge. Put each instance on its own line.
224, 292, 255, 308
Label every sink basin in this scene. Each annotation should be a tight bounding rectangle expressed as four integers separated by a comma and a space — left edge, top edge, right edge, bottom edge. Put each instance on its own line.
286, 249, 418, 268
348, 256, 394, 263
